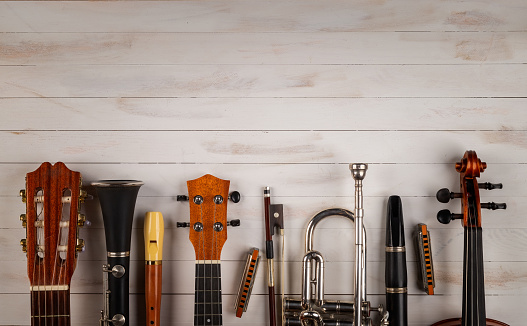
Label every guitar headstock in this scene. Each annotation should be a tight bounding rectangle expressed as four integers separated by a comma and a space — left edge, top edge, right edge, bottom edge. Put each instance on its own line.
21, 162, 87, 287
436, 151, 506, 227
186, 174, 232, 261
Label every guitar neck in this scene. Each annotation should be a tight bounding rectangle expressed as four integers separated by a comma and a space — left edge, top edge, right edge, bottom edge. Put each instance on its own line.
194, 262, 223, 326
462, 226, 486, 326
30, 289, 71, 326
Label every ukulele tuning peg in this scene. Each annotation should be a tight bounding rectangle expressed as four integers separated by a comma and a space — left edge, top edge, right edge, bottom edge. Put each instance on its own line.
177, 222, 190, 228
227, 219, 241, 227
19, 189, 26, 203
77, 214, 87, 227
481, 202, 507, 210
478, 182, 503, 190
437, 209, 463, 224
177, 195, 189, 202
436, 188, 462, 203
229, 191, 241, 203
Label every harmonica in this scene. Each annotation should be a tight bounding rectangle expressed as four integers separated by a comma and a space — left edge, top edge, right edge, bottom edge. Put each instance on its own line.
415, 223, 435, 295
235, 248, 260, 318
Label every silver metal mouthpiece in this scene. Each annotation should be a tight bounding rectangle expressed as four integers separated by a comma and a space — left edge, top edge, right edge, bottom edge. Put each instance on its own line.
350, 163, 368, 181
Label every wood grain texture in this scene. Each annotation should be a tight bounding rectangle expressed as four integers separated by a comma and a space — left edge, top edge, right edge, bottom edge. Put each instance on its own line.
1, 0, 526, 325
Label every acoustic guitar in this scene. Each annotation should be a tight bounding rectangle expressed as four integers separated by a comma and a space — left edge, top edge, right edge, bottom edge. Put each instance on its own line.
20, 162, 87, 326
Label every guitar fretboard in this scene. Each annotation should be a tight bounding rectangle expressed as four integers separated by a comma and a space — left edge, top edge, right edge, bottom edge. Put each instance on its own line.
30, 289, 71, 326
194, 262, 222, 326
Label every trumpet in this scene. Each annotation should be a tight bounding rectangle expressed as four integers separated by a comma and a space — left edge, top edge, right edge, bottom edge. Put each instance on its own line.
284, 163, 389, 326
93, 180, 143, 326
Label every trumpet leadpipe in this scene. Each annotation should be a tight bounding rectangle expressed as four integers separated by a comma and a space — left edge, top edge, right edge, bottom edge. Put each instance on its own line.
385, 195, 408, 326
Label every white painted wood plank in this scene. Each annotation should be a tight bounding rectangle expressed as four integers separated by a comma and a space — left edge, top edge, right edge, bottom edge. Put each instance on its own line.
3, 259, 525, 296
1, 98, 526, 131
2, 64, 526, 98
2, 32, 526, 65
2, 193, 519, 230
1, 1, 526, 33
3, 225, 525, 263
1, 131, 527, 164
0, 161, 523, 200
0, 293, 521, 326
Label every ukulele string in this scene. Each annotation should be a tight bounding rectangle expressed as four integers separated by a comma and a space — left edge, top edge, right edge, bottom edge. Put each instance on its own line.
199, 198, 205, 326
212, 198, 218, 326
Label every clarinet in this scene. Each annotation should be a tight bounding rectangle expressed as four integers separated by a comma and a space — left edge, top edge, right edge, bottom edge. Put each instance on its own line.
93, 180, 143, 326
385, 195, 408, 326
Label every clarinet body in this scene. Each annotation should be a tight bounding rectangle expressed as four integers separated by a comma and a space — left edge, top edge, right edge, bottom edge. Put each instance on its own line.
385, 196, 408, 326
93, 180, 143, 326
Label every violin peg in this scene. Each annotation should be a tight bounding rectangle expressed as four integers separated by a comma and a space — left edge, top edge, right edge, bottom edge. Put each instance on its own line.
478, 182, 503, 190
436, 188, 462, 203
437, 209, 463, 224
481, 202, 507, 210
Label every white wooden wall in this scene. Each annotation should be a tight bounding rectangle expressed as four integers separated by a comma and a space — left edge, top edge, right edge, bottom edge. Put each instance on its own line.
1, 0, 526, 325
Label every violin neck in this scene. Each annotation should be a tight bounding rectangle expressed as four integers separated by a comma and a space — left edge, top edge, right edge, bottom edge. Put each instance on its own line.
462, 226, 486, 326
31, 289, 71, 326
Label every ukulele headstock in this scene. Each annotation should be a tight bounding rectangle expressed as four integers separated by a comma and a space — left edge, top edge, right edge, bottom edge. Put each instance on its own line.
21, 162, 87, 287
436, 151, 506, 227
177, 174, 240, 260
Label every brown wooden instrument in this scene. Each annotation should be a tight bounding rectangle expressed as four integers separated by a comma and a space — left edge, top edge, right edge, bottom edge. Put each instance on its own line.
20, 162, 87, 325
177, 174, 240, 326
432, 151, 508, 326
145, 212, 164, 326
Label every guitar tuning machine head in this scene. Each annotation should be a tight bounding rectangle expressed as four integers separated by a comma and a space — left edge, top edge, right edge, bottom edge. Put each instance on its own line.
20, 239, 27, 253
19, 189, 26, 203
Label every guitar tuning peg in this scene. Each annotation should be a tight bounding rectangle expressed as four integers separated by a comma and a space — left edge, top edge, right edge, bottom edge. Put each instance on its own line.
229, 191, 241, 203
76, 239, 85, 252
19, 189, 26, 203
481, 202, 507, 210
436, 188, 462, 203
20, 214, 27, 228
177, 195, 189, 202
78, 214, 87, 227
20, 239, 27, 253
227, 219, 241, 227
478, 182, 503, 190
437, 209, 463, 224
177, 222, 190, 228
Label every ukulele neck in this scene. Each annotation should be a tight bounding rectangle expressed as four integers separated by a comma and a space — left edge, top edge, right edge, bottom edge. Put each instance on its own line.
194, 261, 223, 326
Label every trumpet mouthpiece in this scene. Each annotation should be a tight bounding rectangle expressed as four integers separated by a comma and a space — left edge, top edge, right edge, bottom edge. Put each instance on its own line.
350, 163, 368, 180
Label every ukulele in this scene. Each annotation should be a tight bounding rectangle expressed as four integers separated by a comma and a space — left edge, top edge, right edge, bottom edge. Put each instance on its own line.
20, 162, 87, 326
432, 151, 508, 326
177, 174, 240, 326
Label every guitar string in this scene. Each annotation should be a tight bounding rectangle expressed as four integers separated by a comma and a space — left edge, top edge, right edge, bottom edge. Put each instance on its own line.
50, 188, 64, 326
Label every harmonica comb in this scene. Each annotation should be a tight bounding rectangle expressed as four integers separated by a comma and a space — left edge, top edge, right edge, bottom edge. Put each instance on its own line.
415, 223, 435, 295
235, 248, 260, 318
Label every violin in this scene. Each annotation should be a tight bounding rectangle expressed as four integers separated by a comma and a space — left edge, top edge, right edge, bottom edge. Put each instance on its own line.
432, 151, 509, 326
